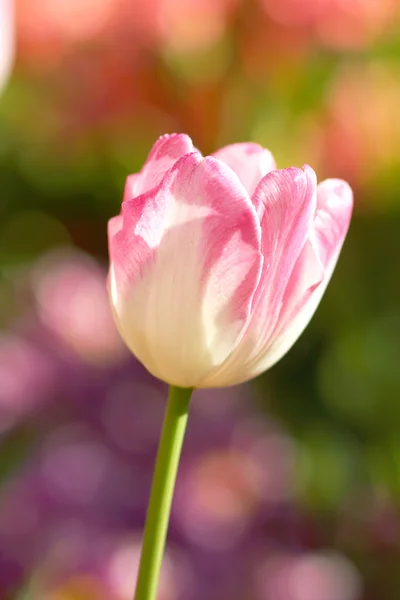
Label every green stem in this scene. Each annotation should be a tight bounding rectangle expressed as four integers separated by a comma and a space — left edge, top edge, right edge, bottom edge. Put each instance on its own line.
134, 385, 193, 600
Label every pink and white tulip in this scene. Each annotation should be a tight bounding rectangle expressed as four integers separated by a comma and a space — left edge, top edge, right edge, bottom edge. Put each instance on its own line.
108, 134, 352, 388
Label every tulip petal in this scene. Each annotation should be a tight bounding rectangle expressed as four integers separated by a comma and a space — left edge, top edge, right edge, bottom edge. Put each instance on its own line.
109, 152, 263, 387
224, 178, 353, 384
248, 179, 353, 375
123, 133, 195, 202
212, 142, 276, 198
201, 165, 317, 387
312, 179, 354, 271
275, 178, 353, 337
108, 215, 123, 239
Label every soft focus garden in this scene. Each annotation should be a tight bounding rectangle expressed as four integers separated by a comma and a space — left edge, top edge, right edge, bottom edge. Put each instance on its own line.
1, 1, 400, 599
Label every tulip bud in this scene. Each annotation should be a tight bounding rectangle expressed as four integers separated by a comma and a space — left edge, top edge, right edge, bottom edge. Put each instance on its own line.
108, 134, 353, 388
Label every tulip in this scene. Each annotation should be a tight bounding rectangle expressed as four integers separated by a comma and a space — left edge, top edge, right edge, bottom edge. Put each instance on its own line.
108, 133, 353, 389
0, 0, 14, 94
108, 133, 353, 600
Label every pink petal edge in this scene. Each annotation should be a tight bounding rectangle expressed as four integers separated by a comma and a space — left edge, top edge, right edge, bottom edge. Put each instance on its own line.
212, 142, 276, 198
123, 133, 195, 203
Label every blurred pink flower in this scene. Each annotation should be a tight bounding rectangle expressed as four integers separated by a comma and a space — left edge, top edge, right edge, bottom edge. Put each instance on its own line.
260, 0, 399, 49
32, 250, 127, 365
33, 534, 191, 600
16, 0, 238, 70
157, 0, 238, 52
18, 0, 116, 43
255, 552, 362, 600
0, 0, 14, 93
260, 0, 329, 28
39, 424, 115, 505
315, 0, 399, 50
108, 133, 353, 387
106, 538, 192, 600
174, 449, 265, 549
17, 0, 118, 67
42, 577, 108, 600
318, 64, 400, 192
232, 418, 295, 503
13, 0, 238, 150
174, 420, 295, 550
0, 333, 55, 430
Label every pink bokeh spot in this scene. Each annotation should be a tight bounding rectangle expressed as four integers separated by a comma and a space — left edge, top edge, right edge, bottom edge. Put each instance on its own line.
255, 552, 361, 600
0, 334, 55, 430
33, 250, 127, 365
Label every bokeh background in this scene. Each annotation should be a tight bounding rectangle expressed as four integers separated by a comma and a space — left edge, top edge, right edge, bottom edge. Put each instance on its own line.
1, 0, 400, 598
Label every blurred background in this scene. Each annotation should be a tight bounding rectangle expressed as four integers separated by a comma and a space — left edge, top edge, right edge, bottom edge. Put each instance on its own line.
1, 0, 400, 598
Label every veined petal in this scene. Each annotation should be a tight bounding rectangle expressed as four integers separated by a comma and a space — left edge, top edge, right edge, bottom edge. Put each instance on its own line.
228, 177, 353, 383
312, 179, 354, 270
212, 142, 276, 198
201, 165, 317, 387
274, 178, 353, 336
123, 133, 195, 202
109, 152, 263, 388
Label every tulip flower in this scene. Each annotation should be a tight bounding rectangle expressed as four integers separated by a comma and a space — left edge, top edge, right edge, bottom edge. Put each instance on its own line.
0, 0, 14, 95
108, 133, 353, 389
108, 133, 352, 600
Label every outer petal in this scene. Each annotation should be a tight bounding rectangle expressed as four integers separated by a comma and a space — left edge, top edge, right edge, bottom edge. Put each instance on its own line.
212, 143, 276, 198
0, 0, 14, 95
201, 165, 317, 387
247, 179, 353, 376
123, 133, 195, 202
218, 178, 353, 385
109, 152, 263, 388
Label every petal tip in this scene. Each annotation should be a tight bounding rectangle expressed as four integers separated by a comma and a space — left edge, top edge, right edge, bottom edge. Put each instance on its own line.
108, 215, 123, 240
154, 132, 194, 150
146, 133, 195, 163
301, 164, 318, 183
318, 178, 354, 211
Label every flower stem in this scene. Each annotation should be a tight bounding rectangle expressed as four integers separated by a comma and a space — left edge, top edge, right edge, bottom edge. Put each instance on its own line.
134, 385, 193, 600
